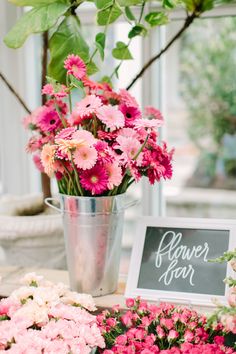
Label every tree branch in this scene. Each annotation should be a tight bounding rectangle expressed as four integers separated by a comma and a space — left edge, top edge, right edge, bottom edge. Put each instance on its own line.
126, 12, 198, 91
41, 31, 52, 200
0, 71, 31, 114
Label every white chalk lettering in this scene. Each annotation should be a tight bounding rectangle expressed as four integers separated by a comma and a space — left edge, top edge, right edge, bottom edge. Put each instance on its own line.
155, 231, 209, 286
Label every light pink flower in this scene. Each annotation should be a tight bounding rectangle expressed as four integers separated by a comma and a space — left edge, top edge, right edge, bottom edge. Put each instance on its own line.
115, 136, 143, 164
119, 89, 139, 108
144, 106, 164, 121
134, 118, 163, 130
73, 95, 102, 118
55, 127, 76, 140
105, 163, 123, 190
168, 330, 179, 340
96, 105, 125, 130
72, 130, 97, 146
33, 154, 44, 173
64, 54, 86, 80
80, 165, 108, 195
73, 145, 98, 170
41, 144, 56, 177
42, 83, 68, 98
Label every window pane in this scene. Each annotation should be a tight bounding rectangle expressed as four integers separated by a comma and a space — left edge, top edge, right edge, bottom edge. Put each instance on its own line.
163, 17, 236, 219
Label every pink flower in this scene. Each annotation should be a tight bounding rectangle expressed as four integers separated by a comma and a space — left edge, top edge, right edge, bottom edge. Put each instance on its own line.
72, 130, 97, 146
121, 311, 133, 327
160, 318, 174, 330
36, 106, 61, 132
156, 325, 165, 339
41, 144, 56, 177
106, 318, 117, 328
73, 145, 97, 170
96, 105, 125, 130
134, 118, 163, 130
42, 83, 68, 98
119, 89, 139, 108
105, 162, 123, 190
80, 165, 108, 195
144, 106, 163, 122
119, 104, 141, 127
115, 136, 143, 165
64, 54, 86, 80
56, 127, 76, 140
214, 336, 225, 345
184, 330, 194, 342
73, 95, 102, 118
95, 141, 114, 164
115, 334, 127, 346
33, 154, 44, 172
126, 298, 135, 308
228, 287, 236, 307
168, 330, 179, 340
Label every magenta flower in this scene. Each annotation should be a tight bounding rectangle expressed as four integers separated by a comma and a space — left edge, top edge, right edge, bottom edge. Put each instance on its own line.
64, 54, 86, 80
36, 106, 61, 133
80, 165, 108, 195
119, 104, 141, 127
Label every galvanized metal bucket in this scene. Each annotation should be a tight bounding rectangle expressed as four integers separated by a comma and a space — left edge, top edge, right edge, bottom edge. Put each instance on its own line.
45, 193, 136, 296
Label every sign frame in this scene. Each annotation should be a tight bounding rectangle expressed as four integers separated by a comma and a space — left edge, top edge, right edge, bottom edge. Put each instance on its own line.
125, 217, 236, 306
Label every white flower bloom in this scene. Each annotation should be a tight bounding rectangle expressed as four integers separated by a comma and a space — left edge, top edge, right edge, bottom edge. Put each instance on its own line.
20, 272, 44, 286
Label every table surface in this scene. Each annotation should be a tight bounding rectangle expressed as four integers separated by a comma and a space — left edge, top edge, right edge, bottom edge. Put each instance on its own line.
0, 266, 216, 314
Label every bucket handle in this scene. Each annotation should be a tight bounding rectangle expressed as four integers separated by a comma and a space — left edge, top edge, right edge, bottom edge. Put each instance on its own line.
45, 197, 61, 213
124, 199, 139, 209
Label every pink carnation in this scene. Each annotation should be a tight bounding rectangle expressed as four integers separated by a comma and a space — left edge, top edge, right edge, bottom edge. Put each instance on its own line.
64, 54, 86, 80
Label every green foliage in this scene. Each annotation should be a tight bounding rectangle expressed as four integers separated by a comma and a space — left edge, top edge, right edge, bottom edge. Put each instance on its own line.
48, 15, 90, 83
124, 6, 136, 21
4, 2, 70, 48
180, 17, 236, 152
95, 32, 106, 60
112, 41, 133, 60
145, 12, 169, 27
128, 24, 147, 38
8, 0, 67, 5
96, 3, 122, 26
117, 0, 143, 5
94, 0, 113, 8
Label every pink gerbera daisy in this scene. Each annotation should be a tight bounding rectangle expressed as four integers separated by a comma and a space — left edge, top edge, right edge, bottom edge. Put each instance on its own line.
134, 119, 162, 130
42, 83, 68, 98
33, 154, 44, 173
80, 165, 108, 195
46, 99, 68, 115
105, 162, 123, 190
144, 106, 164, 122
95, 141, 114, 163
55, 127, 76, 140
73, 145, 97, 170
96, 105, 125, 130
72, 130, 97, 146
41, 144, 56, 177
119, 104, 141, 128
115, 136, 143, 165
73, 95, 102, 118
64, 54, 86, 80
119, 89, 139, 108
36, 106, 61, 132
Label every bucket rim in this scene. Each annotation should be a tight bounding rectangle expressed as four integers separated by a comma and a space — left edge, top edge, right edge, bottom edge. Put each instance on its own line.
58, 193, 126, 200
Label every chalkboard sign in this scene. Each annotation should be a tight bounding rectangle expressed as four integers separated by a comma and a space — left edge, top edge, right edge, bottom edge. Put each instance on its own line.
125, 217, 236, 306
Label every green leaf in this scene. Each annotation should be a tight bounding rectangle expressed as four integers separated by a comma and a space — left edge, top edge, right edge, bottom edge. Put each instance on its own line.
145, 12, 169, 27
100, 76, 113, 87
8, 0, 69, 6
125, 6, 136, 21
48, 15, 90, 83
117, 0, 143, 5
112, 41, 133, 60
95, 0, 113, 9
128, 24, 147, 39
97, 3, 122, 26
162, 0, 177, 9
95, 32, 106, 60
4, 2, 70, 48
86, 61, 99, 76
69, 75, 84, 89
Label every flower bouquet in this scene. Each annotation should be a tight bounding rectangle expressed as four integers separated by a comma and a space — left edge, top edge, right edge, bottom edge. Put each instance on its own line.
24, 54, 173, 197
0, 273, 105, 353
23, 54, 174, 296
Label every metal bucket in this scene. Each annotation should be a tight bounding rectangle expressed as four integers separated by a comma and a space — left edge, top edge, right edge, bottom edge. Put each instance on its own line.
45, 193, 136, 296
